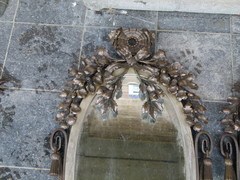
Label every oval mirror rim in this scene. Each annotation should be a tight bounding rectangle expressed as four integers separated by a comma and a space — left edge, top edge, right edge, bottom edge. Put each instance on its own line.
65, 85, 196, 180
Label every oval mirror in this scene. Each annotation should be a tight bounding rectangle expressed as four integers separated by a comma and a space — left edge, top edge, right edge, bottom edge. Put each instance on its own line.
49, 28, 211, 180
65, 68, 195, 180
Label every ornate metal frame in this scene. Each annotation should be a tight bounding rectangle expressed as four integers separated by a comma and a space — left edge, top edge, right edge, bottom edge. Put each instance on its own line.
221, 84, 240, 179
49, 28, 212, 180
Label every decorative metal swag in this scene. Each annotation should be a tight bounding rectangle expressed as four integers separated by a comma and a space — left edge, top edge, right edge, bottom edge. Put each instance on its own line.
220, 83, 240, 180
49, 28, 213, 180
55, 28, 208, 130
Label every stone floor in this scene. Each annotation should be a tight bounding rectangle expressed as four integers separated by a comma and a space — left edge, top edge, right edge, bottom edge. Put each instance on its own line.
0, 0, 239, 179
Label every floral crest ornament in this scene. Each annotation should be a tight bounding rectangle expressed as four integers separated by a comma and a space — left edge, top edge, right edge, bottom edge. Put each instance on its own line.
56, 28, 208, 131
49, 28, 211, 179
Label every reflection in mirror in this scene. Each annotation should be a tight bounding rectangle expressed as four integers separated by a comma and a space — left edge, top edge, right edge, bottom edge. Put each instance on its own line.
75, 70, 185, 180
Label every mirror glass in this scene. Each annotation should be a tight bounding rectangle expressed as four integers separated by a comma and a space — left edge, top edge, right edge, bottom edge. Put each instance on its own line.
75, 70, 185, 180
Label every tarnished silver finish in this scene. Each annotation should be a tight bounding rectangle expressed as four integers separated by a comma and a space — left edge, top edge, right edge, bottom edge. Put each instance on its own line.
221, 82, 240, 133
220, 133, 239, 180
222, 95, 240, 133
49, 128, 68, 180
55, 28, 207, 129
221, 83, 240, 179
195, 131, 213, 180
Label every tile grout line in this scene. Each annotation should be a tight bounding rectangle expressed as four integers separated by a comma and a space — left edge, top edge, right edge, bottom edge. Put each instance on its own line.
0, 20, 13, 23
2, 21, 115, 29
156, 29, 231, 35
77, 8, 88, 69
0, 165, 50, 171
15, 21, 83, 28
0, 20, 236, 36
0, 86, 61, 93
0, 0, 19, 78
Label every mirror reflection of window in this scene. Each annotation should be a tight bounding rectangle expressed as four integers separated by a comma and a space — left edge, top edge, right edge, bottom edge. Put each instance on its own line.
75, 71, 185, 180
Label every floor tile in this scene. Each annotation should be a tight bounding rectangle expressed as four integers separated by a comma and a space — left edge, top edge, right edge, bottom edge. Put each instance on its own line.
16, 0, 86, 25
232, 35, 240, 91
85, 9, 157, 29
3, 24, 82, 90
0, 167, 57, 180
0, 22, 12, 66
194, 70, 232, 101
0, 0, 18, 22
0, 90, 60, 168
158, 12, 230, 33
232, 15, 240, 34
156, 31, 232, 100
157, 32, 231, 72
202, 101, 227, 180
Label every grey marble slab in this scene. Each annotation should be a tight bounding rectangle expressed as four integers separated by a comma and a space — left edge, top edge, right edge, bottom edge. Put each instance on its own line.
81, 27, 119, 59
0, 22, 12, 66
156, 31, 232, 100
3, 24, 82, 90
85, 9, 157, 30
0, 90, 60, 168
232, 35, 240, 93
16, 0, 86, 25
158, 12, 230, 33
232, 15, 240, 34
194, 70, 232, 101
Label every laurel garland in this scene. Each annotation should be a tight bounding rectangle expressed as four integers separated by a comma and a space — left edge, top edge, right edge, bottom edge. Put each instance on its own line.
221, 82, 240, 133
55, 28, 208, 132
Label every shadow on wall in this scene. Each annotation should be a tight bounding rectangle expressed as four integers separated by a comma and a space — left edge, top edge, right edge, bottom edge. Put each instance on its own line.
0, 0, 9, 17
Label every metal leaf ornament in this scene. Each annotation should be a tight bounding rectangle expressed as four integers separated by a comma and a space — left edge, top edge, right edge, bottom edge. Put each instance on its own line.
56, 28, 207, 132
222, 95, 240, 133
220, 82, 240, 133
